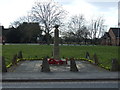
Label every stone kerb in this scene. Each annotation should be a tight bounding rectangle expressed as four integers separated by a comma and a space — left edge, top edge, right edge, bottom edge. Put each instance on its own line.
2, 56, 7, 72
41, 57, 50, 72
70, 58, 78, 72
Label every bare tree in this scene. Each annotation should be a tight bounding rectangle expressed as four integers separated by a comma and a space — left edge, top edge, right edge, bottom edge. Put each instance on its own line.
67, 15, 88, 44
10, 21, 21, 28
31, 0, 67, 45
88, 16, 106, 44
10, 13, 33, 28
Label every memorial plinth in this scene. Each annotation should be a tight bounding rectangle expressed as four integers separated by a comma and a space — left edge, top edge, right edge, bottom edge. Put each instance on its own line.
53, 25, 60, 60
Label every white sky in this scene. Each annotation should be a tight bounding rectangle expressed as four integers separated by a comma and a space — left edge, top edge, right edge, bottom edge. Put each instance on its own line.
119, 1, 120, 23
0, 0, 119, 31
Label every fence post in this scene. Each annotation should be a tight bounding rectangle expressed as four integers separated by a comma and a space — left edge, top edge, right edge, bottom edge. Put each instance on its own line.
41, 57, 50, 72
12, 54, 17, 65
111, 58, 119, 71
2, 56, 7, 72
70, 57, 78, 72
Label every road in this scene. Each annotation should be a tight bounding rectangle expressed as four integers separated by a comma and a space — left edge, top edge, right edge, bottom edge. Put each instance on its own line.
2, 81, 119, 88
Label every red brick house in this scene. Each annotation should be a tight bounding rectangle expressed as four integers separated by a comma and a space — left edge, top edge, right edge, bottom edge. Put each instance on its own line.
101, 27, 120, 46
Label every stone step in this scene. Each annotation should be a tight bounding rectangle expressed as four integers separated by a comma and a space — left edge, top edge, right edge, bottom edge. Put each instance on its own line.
2, 72, 119, 81
2, 81, 119, 89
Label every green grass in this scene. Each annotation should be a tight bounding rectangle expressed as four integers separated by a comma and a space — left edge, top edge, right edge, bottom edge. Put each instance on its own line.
2, 45, 52, 65
60, 45, 119, 68
2, 45, 119, 69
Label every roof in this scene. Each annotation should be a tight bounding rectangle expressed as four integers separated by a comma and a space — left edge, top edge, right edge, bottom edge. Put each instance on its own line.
101, 32, 110, 39
110, 28, 120, 38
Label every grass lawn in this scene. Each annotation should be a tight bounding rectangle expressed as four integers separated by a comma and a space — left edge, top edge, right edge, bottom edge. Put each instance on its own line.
2, 44, 119, 69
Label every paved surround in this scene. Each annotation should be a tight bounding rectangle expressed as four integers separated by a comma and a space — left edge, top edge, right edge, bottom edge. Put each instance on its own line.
2, 60, 119, 80
8, 60, 109, 72
2, 60, 119, 89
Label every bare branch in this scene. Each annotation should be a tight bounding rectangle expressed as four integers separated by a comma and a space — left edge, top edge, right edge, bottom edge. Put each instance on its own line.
30, 0, 67, 45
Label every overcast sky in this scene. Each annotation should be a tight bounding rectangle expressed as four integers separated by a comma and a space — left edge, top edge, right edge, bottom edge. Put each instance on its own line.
0, 0, 119, 30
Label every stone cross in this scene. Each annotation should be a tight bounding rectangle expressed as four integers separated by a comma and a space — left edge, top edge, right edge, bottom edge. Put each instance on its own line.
53, 25, 60, 60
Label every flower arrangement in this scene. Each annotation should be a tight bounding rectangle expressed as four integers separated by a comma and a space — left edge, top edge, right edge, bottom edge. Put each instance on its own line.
6, 63, 12, 68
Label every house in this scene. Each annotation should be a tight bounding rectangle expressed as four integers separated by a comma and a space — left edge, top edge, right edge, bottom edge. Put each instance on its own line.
0, 26, 2, 43
101, 27, 120, 46
0, 26, 9, 44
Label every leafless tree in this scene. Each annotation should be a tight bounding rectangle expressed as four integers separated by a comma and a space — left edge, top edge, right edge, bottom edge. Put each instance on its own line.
68, 15, 85, 34
10, 13, 33, 28
67, 15, 89, 44
88, 16, 106, 44
10, 21, 21, 28
31, 0, 67, 45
